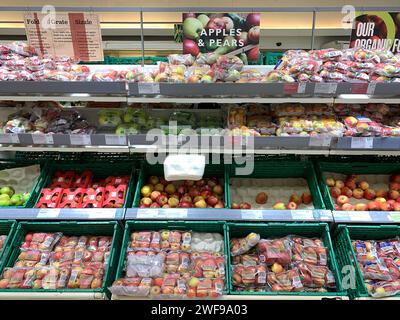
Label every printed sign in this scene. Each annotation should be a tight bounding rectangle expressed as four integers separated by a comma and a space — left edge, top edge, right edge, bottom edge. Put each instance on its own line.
24, 12, 103, 61
182, 13, 260, 64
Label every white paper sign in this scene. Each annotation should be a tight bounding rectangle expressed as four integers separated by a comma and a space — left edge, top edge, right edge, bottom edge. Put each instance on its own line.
105, 135, 127, 145
37, 208, 60, 218
367, 82, 377, 95
138, 83, 160, 94
351, 137, 373, 149
314, 83, 337, 94
309, 136, 332, 147
297, 83, 307, 94
241, 210, 263, 220
291, 210, 314, 220
349, 211, 372, 222
157, 209, 188, 219
85, 209, 116, 219
32, 134, 54, 145
70, 134, 91, 145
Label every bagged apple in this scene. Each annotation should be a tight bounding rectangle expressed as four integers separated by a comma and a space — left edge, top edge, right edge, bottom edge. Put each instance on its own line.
109, 277, 149, 296
257, 238, 292, 266
295, 262, 336, 289
266, 269, 304, 292
126, 251, 165, 278
230, 233, 260, 257
191, 232, 224, 253
366, 279, 400, 298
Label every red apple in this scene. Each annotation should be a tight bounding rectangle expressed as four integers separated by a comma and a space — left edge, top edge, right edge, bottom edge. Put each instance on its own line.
289, 194, 302, 205
240, 202, 251, 209
232, 202, 240, 209
181, 194, 192, 203
213, 185, 223, 196
206, 17, 225, 30
189, 188, 200, 198
354, 203, 368, 211
246, 13, 260, 28
389, 182, 400, 191
326, 178, 335, 187
380, 202, 392, 211
342, 203, 354, 211
367, 201, 380, 211
358, 181, 369, 191
140, 197, 153, 206
156, 195, 168, 206
364, 189, 376, 200
345, 179, 357, 190
341, 187, 353, 198
248, 26, 260, 44
150, 203, 160, 208
139, 204, 149, 208
334, 204, 341, 211
207, 196, 218, 206
247, 46, 259, 62
159, 178, 169, 186
179, 201, 192, 208
201, 190, 212, 199
183, 39, 200, 56
376, 189, 388, 199
353, 188, 364, 199
183, 13, 197, 19
301, 192, 312, 205
214, 201, 224, 208
337, 195, 350, 205
389, 190, 400, 200
287, 202, 298, 210
335, 180, 345, 189
177, 186, 186, 195
390, 174, 400, 183
330, 187, 341, 199
393, 202, 400, 211
150, 191, 161, 202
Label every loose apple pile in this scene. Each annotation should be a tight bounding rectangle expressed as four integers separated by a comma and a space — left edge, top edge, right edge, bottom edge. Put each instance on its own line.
110, 230, 226, 298
139, 176, 225, 208
232, 191, 312, 210
36, 170, 130, 208
352, 238, 400, 298
0, 232, 112, 289
230, 233, 336, 293
0, 186, 30, 207
326, 174, 400, 211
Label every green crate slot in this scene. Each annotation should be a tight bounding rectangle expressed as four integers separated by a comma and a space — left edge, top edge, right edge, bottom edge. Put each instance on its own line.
334, 224, 400, 299
0, 221, 123, 299
0, 161, 48, 209
265, 51, 283, 66
227, 222, 345, 296
133, 161, 229, 208
315, 160, 400, 210
227, 160, 326, 209
36, 161, 136, 208
104, 56, 169, 65
115, 220, 229, 295
0, 220, 17, 273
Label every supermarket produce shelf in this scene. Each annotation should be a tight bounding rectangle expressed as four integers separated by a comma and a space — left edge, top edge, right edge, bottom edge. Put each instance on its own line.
0, 292, 106, 300
112, 294, 347, 300
126, 208, 333, 222
0, 208, 124, 220
332, 211, 400, 224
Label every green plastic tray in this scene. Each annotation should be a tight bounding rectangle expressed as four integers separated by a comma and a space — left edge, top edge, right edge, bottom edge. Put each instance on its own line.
104, 56, 168, 65
36, 161, 136, 208
227, 160, 326, 209
227, 222, 345, 296
115, 220, 229, 295
265, 51, 284, 66
133, 161, 229, 208
0, 221, 123, 299
0, 161, 48, 209
0, 220, 17, 272
334, 224, 400, 299
315, 160, 400, 210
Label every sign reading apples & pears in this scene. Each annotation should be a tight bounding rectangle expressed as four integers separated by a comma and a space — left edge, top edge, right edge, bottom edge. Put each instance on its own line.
182, 13, 260, 64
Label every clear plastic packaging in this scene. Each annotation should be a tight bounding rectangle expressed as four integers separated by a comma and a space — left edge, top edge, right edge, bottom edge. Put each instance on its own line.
230, 233, 260, 257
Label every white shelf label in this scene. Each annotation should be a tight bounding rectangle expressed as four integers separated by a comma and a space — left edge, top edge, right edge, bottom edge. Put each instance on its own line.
37, 208, 60, 218
349, 211, 372, 222
309, 136, 332, 147
314, 83, 337, 94
351, 137, 373, 149
137, 209, 159, 219
291, 210, 314, 220
138, 83, 160, 94
241, 210, 263, 220
85, 209, 116, 219
32, 134, 54, 145
70, 134, 91, 145
297, 83, 307, 94
367, 82, 377, 95
105, 135, 127, 145
157, 209, 188, 219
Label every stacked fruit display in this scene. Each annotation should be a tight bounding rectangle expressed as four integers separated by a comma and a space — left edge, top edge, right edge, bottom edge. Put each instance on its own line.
36, 170, 129, 208
138, 176, 225, 208
110, 230, 226, 298
230, 178, 313, 210
352, 238, 400, 298
0, 232, 112, 289
325, 174, 400, 211
230, 233, 336, 293
0, 186, 30, 207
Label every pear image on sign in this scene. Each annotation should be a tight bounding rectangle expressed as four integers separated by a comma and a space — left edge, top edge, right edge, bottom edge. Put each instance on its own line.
182, 13, 260, 64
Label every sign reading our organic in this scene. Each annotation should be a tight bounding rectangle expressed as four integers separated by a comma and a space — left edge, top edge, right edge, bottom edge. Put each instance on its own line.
350, 11, 400, 53
24, 12, 104, 61
182, 13, 260, 64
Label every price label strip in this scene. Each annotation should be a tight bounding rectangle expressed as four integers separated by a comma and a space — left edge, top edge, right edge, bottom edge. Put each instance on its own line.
32, 134, 54, 145
37, 209, 60, 218
283, 83, 298, 94
291, 210, 314, 220
105, 135, 127, 145
157, 209, 188, 219
70, 135, 91, 146
138, 83, 160, 94
389, 212, 400, 223
136, 209, 159, 219
241, 210, 263, 220
351, 137, 373, 149
297, 83, 307, 94
309, 136, 332, 147
84, 209, 116, 219
314, 83, 337, 95
349, 211, 372, 222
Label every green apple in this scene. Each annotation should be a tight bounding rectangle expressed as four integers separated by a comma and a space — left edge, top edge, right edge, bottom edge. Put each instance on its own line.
0, 186, 14, 197
10, 194, 22, 206
22, 193, 30, 203
0, 194, 10, 201
0, 199, 10, 206
197, 14, 210, 27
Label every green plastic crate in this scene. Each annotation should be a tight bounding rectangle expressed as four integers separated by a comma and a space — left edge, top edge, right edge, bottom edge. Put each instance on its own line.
315, 160, 400, 210
334, 224, 400, 299
227, 222, 345, 297
0, 220, 17, 272
265, 51, 284, 66
0, 161, 48, 208
35, 161, 136, 208
0, 221, 123, 299
227, 159, 326, 209
104, 56, 168, 65
114, 220, 229, 296
133, 161, 229, 208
